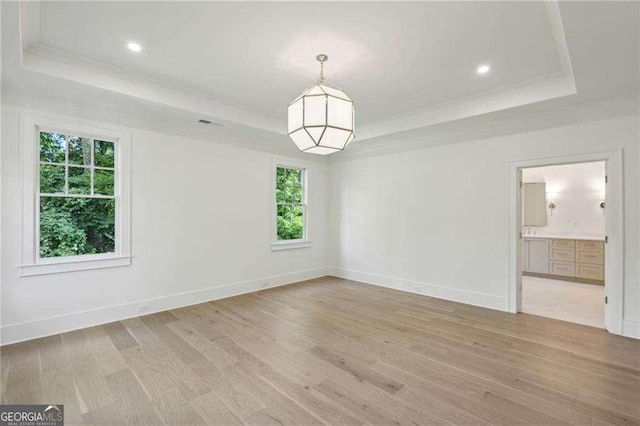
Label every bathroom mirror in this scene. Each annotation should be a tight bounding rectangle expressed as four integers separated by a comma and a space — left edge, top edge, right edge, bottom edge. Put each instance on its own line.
523, 182, 547, 226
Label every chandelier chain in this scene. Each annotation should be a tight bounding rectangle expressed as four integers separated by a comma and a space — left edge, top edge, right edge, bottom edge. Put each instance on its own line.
316, 54, 328, 84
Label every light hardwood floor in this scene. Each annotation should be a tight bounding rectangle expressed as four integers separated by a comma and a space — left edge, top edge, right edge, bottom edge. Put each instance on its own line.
1, 276, 639, 425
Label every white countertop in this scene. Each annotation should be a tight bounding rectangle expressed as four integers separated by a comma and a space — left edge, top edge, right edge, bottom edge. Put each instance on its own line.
523, 234, 605, 241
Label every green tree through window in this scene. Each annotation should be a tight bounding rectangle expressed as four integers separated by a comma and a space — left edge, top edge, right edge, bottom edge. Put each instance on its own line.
39, 132, 116, 258
276, 166, 305, 240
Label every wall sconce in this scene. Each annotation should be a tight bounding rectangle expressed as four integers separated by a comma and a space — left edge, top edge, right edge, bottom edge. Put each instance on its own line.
548, 201, 556, 216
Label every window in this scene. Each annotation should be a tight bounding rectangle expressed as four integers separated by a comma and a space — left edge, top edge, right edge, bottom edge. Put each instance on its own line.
21, 116, 131, 275
39, 132, 116, 258
272, 161, 310, 250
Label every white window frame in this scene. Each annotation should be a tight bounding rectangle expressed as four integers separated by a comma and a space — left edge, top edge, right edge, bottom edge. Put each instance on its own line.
271, 158, 311, 251
20, 115, 132, 276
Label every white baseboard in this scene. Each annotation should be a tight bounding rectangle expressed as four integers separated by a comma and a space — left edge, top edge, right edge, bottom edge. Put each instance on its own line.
0, 267, 329, 346
329, 267, 508, 311
622, 319, 640, 339
5, 265, 633, 345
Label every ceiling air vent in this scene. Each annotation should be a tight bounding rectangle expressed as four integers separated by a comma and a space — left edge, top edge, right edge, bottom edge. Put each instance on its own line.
198, 119, 222, 126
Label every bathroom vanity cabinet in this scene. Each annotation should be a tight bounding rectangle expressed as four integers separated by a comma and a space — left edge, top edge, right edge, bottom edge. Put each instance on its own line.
523, 237, 604, 284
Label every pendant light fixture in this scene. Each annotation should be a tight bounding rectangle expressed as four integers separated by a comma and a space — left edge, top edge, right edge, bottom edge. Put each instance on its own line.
288, 54, 355, 155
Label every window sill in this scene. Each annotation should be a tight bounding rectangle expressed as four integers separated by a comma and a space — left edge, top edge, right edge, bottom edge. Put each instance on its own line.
271, 241, 312, 251
20, 256, 132, 277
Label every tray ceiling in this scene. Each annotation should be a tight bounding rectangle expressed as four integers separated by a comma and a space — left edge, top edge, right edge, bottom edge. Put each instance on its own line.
13, 1, 574, 139
37, 2, 562, 120
2, 0, 637, 153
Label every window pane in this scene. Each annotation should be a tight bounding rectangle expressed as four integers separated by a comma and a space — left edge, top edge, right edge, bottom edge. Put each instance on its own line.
276, 167, 304, 203
290, 171, 303, 203
68, 136, 92, 166
40, 197, 115, 258
94, 140, 115, 168
95, 169, 115, 195
277, 204, 304, 240
40, 132, 66, 163
68, 166, 92, 194
40, 164, 65, 194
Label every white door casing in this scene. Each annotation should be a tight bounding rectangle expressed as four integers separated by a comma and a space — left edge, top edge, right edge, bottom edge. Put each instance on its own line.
508, 150, 623, 335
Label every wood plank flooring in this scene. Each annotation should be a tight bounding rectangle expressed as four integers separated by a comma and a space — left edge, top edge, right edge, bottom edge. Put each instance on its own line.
1, 276, 639, 425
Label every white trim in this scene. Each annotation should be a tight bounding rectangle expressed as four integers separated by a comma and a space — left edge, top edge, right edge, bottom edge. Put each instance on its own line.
544, 0, 574, 80
331, 95, 639, 162
622, 319, 640, 339
20, 256, 132, 277
17, 1, 576, 144
20, 114, 132, 276
508, 150, 624, 336
358, 72, 576, 142
271, 241, 312, 251
18, 0, 39, 51
20, 43, 284, 136
354, 1, 575, 142
0, 267, 329, 345
329, 267, 508, 311
512, 167, 524, 314
271, 157, 311, 248
1, 88, 329, 164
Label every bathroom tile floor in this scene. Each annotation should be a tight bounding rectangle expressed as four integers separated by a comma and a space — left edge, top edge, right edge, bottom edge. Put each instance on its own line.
522, 275, 605, 328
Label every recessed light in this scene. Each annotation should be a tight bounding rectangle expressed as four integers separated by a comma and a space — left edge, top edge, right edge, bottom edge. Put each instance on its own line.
127, 42, 142, 52
477, 64, 490, 75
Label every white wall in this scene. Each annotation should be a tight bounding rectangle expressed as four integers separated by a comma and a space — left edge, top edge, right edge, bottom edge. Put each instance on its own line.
3, 99, 638, 343
329, 115, 639, 335
1, 104, 330, 344
522, 162, 606, 237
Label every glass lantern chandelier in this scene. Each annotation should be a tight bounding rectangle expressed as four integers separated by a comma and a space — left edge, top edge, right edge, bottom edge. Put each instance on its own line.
288, 54, 355, 155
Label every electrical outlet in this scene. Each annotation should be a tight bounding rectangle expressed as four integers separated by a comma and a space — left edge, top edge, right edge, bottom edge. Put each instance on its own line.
138, 304, 150, 313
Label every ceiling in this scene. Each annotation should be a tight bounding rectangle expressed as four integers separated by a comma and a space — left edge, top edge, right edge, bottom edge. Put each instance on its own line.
36, 1, 562, 122
1, 1, 638, 157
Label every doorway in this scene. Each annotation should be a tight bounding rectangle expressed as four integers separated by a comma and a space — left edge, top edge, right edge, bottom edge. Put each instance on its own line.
520, 162, 605, 328
508, 151, 624, 335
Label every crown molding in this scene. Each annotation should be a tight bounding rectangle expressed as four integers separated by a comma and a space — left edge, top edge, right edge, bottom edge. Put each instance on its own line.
355, 0, 576, 141
18, 0, 39, 50
356, 70, 576, 141
17, 1, 286, 135
1, 86, 329, 163
17, 0, 576, 146
330, 94, 639, 162
21, 43, 287, 135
